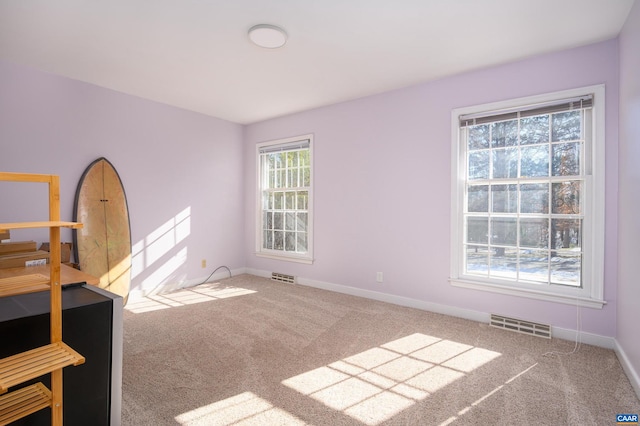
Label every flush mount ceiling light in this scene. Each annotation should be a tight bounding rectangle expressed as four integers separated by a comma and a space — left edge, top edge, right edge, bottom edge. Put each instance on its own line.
248, 24, 288, 49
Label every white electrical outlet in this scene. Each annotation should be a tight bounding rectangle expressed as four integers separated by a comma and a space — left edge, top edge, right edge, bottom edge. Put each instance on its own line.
376, 272, 383, 283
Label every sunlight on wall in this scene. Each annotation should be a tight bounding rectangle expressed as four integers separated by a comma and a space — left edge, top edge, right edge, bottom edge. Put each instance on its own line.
174, 392, 305, 426
282, 333, 501, 425
131, 207, 191, 294
124, 282, 257, 314
140, 246, 188, 292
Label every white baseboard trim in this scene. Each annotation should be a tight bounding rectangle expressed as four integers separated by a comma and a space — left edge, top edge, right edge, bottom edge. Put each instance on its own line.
615, 340, 640, 400
301, 275, 489, 324
550, 327, 615, 349
244, 268, 615, 350
245, 268, 272, 280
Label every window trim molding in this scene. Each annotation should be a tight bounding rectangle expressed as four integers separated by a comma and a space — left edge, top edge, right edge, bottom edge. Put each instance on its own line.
450, 85, 606, 309
255, 133, 314, 264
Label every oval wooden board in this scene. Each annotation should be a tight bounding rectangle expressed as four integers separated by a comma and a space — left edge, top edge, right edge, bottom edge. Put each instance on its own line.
74, 158, 131, 302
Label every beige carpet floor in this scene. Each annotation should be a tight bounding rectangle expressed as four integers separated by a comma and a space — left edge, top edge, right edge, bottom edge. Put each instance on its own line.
121, 274, 639, 425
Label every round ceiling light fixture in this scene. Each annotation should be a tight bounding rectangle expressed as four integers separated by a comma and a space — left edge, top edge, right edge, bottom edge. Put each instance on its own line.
248, 24, 288, 49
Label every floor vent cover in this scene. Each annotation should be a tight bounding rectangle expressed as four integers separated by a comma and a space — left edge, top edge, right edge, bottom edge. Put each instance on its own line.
490, 314, 551, 339
271, 272, 295, 284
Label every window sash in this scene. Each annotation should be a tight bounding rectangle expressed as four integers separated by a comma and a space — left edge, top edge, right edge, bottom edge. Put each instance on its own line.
256, 136, 313, 263
450, 86, 605, 308
461, 104, 588, 288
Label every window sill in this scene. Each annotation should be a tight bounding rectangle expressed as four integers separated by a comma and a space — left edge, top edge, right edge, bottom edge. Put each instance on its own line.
255, 252, 314, 265
449, 277, 606, 309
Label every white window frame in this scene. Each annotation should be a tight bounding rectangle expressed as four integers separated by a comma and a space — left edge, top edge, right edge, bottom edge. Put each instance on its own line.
450, 85, 606, 308
256, 134, 314, 264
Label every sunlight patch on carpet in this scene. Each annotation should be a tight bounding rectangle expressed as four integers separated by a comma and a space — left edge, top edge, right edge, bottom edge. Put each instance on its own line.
282, 332, 501, 425
174, 392, 305, 426
125, 283, 257, 314
438, 363, 539, 426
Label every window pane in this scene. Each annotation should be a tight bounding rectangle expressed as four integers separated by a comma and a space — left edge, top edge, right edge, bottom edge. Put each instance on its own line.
491, 218, 517, 246
467, 217, 488, 244
302, 167, 310, 186
285, 232, 296, 251
520, 115, 549, 145
492, 184, 517, 213
492, 148, 518, 178
268, 170, 275, 189
520, 219, 549, 248
520, 145, 549, 177
285, 212, 295, 230
468, 185, 489, 212
468, 151, 490, 180
550, 253, 581, 286
273, 212, 283, 230
299, 149, 309, 166
490, 247, 518, 280
552, 142, 580, 176
465, 245, 489, 276
273, 231, 284, 250
468, 125, 490, 150
265, 211, 273, 230
520, 183, 548, 214
552, 182, 580, 214
288, 169, 298, 187
551, 219, 581, 250
286, 191, 295, 209
297, 212, 308, 232
519, 249, 549, 283
277, 170, 286, 188
297, 233, 308, 252
263, 230, 273, 250
287, 151, 298, 167
297, 191, 308, 210
491, 120, 518, 148
274, 192, 283, 209
267, 153, 276, 169
552, 111, 581, 141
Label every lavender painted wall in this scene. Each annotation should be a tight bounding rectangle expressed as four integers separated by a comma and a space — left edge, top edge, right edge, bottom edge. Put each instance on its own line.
0, 37, 624, 339
0, 59, 245, 297
618, 1, 640, 388
244, 39, 619, 337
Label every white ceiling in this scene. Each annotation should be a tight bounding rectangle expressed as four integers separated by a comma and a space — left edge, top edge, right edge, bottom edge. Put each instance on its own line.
0, 0, 635, 124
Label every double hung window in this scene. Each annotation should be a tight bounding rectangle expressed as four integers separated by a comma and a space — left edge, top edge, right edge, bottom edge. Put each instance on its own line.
450, 86, 605, 307
257, 135, 313, 263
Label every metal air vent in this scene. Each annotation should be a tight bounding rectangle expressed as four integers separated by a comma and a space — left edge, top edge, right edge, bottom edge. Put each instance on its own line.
271, 272, 295, 284
490, 314, 551, 339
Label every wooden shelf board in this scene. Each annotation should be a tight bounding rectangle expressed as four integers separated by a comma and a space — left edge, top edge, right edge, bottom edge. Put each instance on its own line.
0, 382, 51, 425
0, 343, 85, 394
0, 274, 49, 298
0, 222, 82, 232
0, 264, 100, 287
0, 172, 52, 184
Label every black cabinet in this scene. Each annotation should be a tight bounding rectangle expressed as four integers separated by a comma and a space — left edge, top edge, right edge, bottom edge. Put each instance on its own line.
0, 284, 122, 425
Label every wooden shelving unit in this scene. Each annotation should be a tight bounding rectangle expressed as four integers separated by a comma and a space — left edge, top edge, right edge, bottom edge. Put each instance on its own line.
0, 172, 85, 426
0, 274, 49, 298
